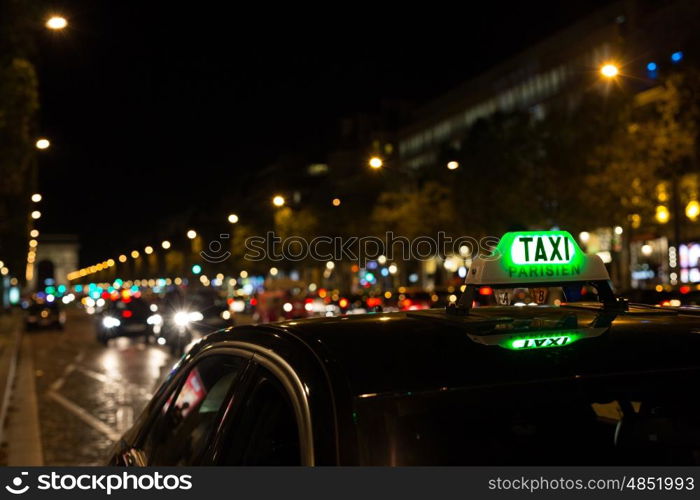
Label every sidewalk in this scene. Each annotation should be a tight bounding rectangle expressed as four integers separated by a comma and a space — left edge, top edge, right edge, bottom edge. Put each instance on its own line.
0, 310, 23, 465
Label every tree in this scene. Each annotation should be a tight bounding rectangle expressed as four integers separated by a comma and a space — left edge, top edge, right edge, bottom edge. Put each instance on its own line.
371, 181, 458, 239
586, 71, 700, 230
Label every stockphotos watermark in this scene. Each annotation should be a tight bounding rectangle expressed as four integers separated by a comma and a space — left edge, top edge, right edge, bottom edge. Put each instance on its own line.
199, 232, 501, 265
4, 470, 192, 496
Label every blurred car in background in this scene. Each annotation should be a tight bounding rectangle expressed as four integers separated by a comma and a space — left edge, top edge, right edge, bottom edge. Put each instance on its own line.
97, 297, 153, 345
25, 300, 65, 331
156, 288, 234, 355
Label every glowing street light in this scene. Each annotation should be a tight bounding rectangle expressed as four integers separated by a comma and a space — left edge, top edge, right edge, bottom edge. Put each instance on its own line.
686, 200, 700, 221
30, 229, 39, 238
272, 195, 285, 207
31, 193, 42, 202
187, 229, 197, 239
161, 240, 171, 250
600, 63, 619, 79
144, 245, 154, 255
369, 157, 383, 169
227, 213, 239, 224
655, 205, 670, 224
31, 210, 41, 220
46, 16, 68, 30
118, 254, 127, 263
131, 250, 140, 259
35, 138, 50, 150
332, 198, 341, 207
447, 161, 460, 170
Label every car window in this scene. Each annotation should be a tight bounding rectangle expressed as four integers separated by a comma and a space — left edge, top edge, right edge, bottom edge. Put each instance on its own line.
220, 368, 301, 465
142, 354, 246, 465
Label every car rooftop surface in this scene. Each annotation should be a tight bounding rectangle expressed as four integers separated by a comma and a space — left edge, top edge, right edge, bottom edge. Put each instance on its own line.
203, 305, 700, 398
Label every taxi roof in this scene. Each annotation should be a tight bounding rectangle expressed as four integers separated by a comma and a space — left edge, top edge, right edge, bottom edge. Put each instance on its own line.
212, 305, 700, 399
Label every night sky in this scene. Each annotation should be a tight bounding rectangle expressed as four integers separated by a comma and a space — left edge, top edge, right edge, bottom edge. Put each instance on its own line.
34, 1, 614, 264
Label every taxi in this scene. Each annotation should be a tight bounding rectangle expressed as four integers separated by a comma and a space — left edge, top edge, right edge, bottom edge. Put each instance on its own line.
109, 231, 700, 466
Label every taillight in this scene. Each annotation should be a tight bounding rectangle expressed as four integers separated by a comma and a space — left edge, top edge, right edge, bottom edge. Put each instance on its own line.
122, 310, 133, 318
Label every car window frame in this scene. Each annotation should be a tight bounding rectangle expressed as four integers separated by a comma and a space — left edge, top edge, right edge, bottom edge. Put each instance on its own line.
204, 341, 315, 466
134, 347, 255, 464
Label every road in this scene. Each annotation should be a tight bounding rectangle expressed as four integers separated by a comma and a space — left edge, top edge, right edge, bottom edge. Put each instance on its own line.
12, 308, 173, 465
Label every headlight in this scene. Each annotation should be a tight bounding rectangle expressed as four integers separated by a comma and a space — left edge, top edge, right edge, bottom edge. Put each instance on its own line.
147, 314, 162, 325
174, 311, 190, 326
173, 311, 203, 326
220, 310, 231, 320
102, 316, 121, 328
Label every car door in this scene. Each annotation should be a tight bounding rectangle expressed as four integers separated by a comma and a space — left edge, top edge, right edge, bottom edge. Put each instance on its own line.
120, 349, 253, 466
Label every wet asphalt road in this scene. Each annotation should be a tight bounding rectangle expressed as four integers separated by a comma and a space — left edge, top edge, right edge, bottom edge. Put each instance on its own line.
27, 308, 173, 465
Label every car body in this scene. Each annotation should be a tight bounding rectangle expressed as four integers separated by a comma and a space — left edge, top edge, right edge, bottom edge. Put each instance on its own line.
109, 302, 700, 466
97, 297, 153, 344
25, 301, 65, 330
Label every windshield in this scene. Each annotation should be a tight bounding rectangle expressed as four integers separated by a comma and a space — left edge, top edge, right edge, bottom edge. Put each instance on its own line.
355, 368, 700, 465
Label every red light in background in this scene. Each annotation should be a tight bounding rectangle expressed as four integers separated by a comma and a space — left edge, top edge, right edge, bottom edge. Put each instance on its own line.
122, 310, 133, 318
478, 287, 493, 296
366, 297, 382, 308
250, 298, 258, 306
338, 298, 349, 308
680, 285, 690, 294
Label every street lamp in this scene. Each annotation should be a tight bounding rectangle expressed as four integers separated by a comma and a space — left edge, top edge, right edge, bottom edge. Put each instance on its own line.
369, 157, 383, 169
187, 229, 197, 239
35, 138, 50, 150
46, 16, 68, 30
31, 210, 41, 220
227, 213, 239, 224
332, 198, 341, 207
272, 195, 285, 207
144, 245, 154, 255
131, 250, 140, 259
655, 205, 670, 224
600, 63, 619, 79
447, 161, 459, 170
161, 240, 171, 250
31, 193, 42, 202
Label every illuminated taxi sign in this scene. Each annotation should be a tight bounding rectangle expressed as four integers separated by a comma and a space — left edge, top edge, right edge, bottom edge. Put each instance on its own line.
467, 230, 609, 285
510, 234, 575, 265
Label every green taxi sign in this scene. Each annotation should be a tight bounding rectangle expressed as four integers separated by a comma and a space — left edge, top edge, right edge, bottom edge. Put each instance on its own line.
467, 230, 609, 286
